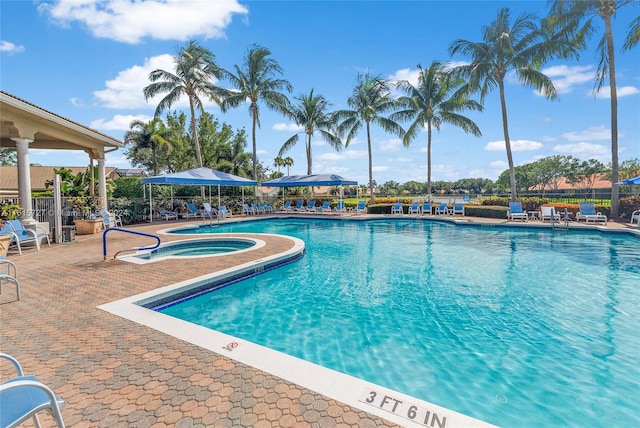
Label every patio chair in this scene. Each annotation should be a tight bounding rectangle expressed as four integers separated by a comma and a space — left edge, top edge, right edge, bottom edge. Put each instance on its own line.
201, 202, 218, 220
630, 210, 640, 225
252, 203, 263, 215
218, 206, 233, 218
391, 202, 403, 214
355, 201, 367, 214
264, 202, 275, 213
334, 201, 346, 214
316, 200, 331, 213
154, 207, 178, 221
281, 200, 293, 212
507, 202, 528, 222
408, 203, 421, 215
185, 203, 201, 219
435, 203, 449, 215
421, 202, 432, 215
0, 353, 65, 428
242, 203, 255, 215
0, 256, 20, 301
99, 208, 122, 229
293, 200, 304, 211
540, 206, 561, 222
452, 203, 465, 216
305, 200, 316, 212
6, 220, 51, 255
576, 202, 607, 224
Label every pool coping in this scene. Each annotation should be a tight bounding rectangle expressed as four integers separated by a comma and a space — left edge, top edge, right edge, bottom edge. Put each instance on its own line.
99, 230, 496, 428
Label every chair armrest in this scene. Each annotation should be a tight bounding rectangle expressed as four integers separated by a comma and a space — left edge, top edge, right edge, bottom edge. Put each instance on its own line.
0, 352, 24, 376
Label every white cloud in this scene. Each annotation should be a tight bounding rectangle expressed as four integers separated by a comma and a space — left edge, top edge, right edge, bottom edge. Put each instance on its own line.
372, 165, 389, 172
541, 64, 594, 95
378, 138, 404, 152
90, 114, 153, 131
38, 0, 248, 44
484, 139, 543, 152
593, 86, 640, 99
272, 123, 303, 132
319, 150, 367, 161
561, 125, 612, 142
552, 142, 609, 157
388, 68, 420, 86
0, 40, 25, 54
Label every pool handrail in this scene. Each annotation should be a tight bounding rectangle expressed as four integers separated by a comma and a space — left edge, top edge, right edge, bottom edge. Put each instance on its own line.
102, 227, 161, 261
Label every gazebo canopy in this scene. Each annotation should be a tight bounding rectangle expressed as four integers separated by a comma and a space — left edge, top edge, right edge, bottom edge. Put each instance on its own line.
615, 176, 640, 185
262, 174, 357, 187
141, 167, 257, 186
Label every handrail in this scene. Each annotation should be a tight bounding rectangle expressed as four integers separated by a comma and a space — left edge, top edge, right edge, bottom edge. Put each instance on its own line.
102, 227, 161, 261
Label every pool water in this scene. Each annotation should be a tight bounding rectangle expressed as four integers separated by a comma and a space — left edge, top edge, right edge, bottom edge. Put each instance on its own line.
161, 219, 640, 427
133, 238, 255, 260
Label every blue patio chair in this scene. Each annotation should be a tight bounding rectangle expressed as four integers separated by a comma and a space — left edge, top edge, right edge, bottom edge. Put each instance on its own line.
99, 208, 122, 229
185, 203, 201, 219
281, 200, 293, 212
408, 203, 420, 215
252, 203, 263, 214
421, 202, 432, 215
242, 203, 254, 215
334, 201, 346, 213
316, 200, 331, 213
576, 202, 607, 224
264, 202, 275, 213
218, 206, 233, 218
6, 220, 51, 255
305, 200, 316, 212
0, 353, 65, 427
435, 202, 449, 215
391, 202, 403, 214
452, 203, 465, 216
507, 202, 528, 221
293, 200, 304, 211
355, 201, 367, 214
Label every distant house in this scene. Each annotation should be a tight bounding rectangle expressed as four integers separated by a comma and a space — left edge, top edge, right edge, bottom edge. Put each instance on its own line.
109, 168, 146, 179
542, 173, 612, 192
0, 165, 118, 197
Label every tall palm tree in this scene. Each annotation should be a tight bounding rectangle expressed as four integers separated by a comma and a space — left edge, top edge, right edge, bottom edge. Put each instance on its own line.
449, 8, 571, 201
222, 44, 292, 180
143, 40, 227, 170
283, 156, 294, 175
124, 117, 174, 175
545, 1, 638, 216
334, 73, 405, 203
392, 62, 483, 196
273, 156, 285, 173
278, 89, 342, 174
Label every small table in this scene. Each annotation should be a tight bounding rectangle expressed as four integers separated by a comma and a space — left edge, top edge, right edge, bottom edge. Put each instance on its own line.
528, 211, 540, 221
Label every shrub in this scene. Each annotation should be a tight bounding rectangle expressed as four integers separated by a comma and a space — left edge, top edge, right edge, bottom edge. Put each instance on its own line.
619, 196, 640, 220
464, 205, 509, 219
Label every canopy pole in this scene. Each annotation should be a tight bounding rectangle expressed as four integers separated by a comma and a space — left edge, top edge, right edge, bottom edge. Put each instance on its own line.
149, 183, 153, 223
242, 187, 245, 207
218, 184, 221, 208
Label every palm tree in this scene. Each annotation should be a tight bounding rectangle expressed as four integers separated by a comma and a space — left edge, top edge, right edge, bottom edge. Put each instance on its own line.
124, 118, 174, 175
545, 0, 638, 216
282, 156, 294, 175
143, 40, 227, 170
278, 89, 342, 174
334, 73, 405, 203
222, 44, 292, 180
449, 8, 571, 201
392, 62, 483, 196
273, 156, 285, 173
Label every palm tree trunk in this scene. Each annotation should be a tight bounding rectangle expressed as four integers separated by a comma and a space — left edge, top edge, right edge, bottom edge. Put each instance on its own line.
605, 15, 619, 218
498, 80, 517, 201
251, 105, 258, 181
427, 122, 432, 196
366, 121, 374, 204
188, 98, 206, 199
306, 133, 312, 174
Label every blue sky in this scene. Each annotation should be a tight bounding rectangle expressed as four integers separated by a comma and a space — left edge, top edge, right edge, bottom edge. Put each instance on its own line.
1, 0, 638, 185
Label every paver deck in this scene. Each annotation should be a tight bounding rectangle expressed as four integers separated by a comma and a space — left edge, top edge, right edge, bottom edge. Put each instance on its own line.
1, 214, 636, 427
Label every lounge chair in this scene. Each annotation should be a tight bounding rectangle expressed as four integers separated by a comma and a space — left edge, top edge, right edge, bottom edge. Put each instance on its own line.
452, 203, 465, 216
99, 208, 123, 228
421, 202, 432, 215
265, 202, 275, 213
201, 202, 218, 220
6, 220, 51, 255
185, 203, 201, 219
355, 201, 367, 214
435, 203, 449, 215
0, 353, 65, 427
281, 200, 293, 212
408, 203, 420, 215
242, 203, 255, 215
391, 202, 403, 214
252, 203, 263, 214
258, 203, 268, 214
316, 200, 331, 213
507, 202, 528, 222
305, 200, 316, 212
630, 210, 640, 225
0, 256, 20, 301
334, 201, 346, 214
576, 202, 607, 224
293, 200, 304, 211
218, 206, 233, 218
540, 206, 561, 222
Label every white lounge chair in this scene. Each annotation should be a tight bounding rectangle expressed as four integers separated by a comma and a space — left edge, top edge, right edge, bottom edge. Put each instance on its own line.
201, 202, 218, 220
540, 206, 561, 222
507, 202, 528, 222
576, 202, 607, 224
630, 210, 640, 225
100, 208, 123, 228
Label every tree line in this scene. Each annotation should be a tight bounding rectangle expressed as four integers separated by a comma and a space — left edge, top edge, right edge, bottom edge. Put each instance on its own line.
126, 2, 638, 216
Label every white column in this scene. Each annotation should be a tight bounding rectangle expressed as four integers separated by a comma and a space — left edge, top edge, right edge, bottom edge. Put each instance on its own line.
97, 158, 107, 210
11, 138, 36, 225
